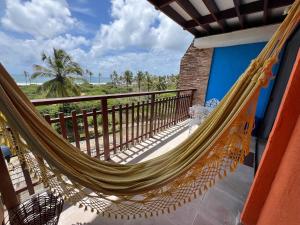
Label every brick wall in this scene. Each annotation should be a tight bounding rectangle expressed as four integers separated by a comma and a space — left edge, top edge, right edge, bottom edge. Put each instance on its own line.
178, 43, 213, 105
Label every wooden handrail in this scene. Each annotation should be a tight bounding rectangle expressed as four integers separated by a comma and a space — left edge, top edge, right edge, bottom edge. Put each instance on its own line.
31, 89, 197, 106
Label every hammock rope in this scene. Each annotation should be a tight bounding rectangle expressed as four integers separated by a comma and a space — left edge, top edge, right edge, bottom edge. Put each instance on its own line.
0, 0, 299, 219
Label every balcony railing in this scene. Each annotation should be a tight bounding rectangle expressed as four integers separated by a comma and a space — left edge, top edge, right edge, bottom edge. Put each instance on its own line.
0, 88, 196, 206
32, 89, 196, 160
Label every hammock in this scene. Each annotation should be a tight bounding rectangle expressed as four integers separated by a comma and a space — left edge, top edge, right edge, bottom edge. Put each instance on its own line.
0, 1, 299, 219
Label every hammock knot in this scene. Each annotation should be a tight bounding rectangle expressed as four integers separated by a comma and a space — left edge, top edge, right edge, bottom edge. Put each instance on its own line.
249, 59, 260, 71
259, 56, 277, 87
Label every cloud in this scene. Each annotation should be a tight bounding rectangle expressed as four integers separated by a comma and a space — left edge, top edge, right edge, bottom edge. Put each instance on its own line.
1, 0, 78, 38
70, 6, 96, 17
0, 0, 193, 78
91, 0, 193, 56
0, 31, 89, 73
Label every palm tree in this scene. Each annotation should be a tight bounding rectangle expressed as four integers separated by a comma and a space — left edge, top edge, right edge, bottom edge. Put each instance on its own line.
145, 72, 153, 92
123, 70, 133, 91
98, 72, 102, 84
136, 71, 144, 92
23, 70, 29, 85
85, 69, 93, 84
157, 76, 167, 91
31, 48, 84, 98
110, 71, 117, 86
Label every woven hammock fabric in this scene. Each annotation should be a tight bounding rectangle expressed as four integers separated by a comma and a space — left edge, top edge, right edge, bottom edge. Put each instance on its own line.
0, 1, 299, 219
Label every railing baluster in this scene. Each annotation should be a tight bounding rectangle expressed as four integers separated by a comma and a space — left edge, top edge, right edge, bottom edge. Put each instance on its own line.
141, 101, 145, 140
156, 99, 161, 132
172, 96, 177, 125
125, 104, 129, 149
190, 90, 195, 107
58, 112, 67, 139
101, 99, 110, 160
174, 92, 180, 124
164, 98, 169, 129
71, 111, 80, 149
145, 100, 149, 138
159, 98, 164, 131
167, 97, 172, 127
44, 114, 51, 125
136, 102, 140, 142
119, 104, 123, 151
131, 103, 135, 145
182, 95, 186, 120
20, 158, 35, 195
82, 109, 91, 156
149, 94, 155, 137
186, 95, 190, 118
112, 106, 117, 153
161, 98, 165, 130
92, 108, 100, 157
181, 95, 185, 120
163, 98, 167, 129
154, 99, 158, 134
178, 95, 183, 121
179, 95, 184, 121
0, 150, 19, 210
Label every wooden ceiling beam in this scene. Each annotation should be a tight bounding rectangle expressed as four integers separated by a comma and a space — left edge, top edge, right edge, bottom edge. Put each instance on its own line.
147, 0, 202, 36
202, 0, 227, 32
195, 13, 287, 38
184, 0, 294, 29
233, 0, 244, 28
175, 0, 211, 34
160, 5, 202, 36
147, 0, 175, 9
147, 0, 293, 37
263, 0, 269, 24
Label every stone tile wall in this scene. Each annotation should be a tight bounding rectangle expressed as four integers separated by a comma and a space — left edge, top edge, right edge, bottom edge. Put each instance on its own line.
178, 43, 213, 105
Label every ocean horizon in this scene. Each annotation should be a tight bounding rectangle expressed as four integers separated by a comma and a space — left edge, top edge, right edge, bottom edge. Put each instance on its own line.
11, 74, 111, 85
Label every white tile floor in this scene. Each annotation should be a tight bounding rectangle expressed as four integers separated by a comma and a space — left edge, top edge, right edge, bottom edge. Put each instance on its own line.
58, 121, 254, 225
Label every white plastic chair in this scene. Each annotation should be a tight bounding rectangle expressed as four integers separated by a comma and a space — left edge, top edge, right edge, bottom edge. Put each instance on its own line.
188, 98, 220, 133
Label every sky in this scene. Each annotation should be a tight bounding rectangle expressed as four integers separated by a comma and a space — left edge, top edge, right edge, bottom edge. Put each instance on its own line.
0, 0, 193, 78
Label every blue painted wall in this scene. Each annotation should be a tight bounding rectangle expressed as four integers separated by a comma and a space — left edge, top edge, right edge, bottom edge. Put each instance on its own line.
205, 42, 275, 119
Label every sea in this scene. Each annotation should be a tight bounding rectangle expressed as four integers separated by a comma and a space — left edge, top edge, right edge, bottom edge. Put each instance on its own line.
11, 74, 111, 86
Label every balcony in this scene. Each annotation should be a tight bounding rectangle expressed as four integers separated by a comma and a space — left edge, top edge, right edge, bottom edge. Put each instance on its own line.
0, 88, 255, 225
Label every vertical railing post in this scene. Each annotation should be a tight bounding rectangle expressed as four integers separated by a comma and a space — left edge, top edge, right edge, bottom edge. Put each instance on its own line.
8, 129, 35, 195
190, 89, 195, 107
174, 91, 180, 124
0, 149, 19, 210
101, 98, 110, 160
44, 114, 51, 124
149, 94, 155, 138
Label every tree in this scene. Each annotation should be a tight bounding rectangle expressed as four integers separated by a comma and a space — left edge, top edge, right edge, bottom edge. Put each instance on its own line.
31, 48, 84, 98
135, 71, 144, 92
123, 70, 133, 91
110, 70, 119, 87
85, 69, 93, 84
23, 70, 29, 85
156, 76, 167, 91
168, 74, 179, 89
98, 72, 102, 84
145, 72, 153, 92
